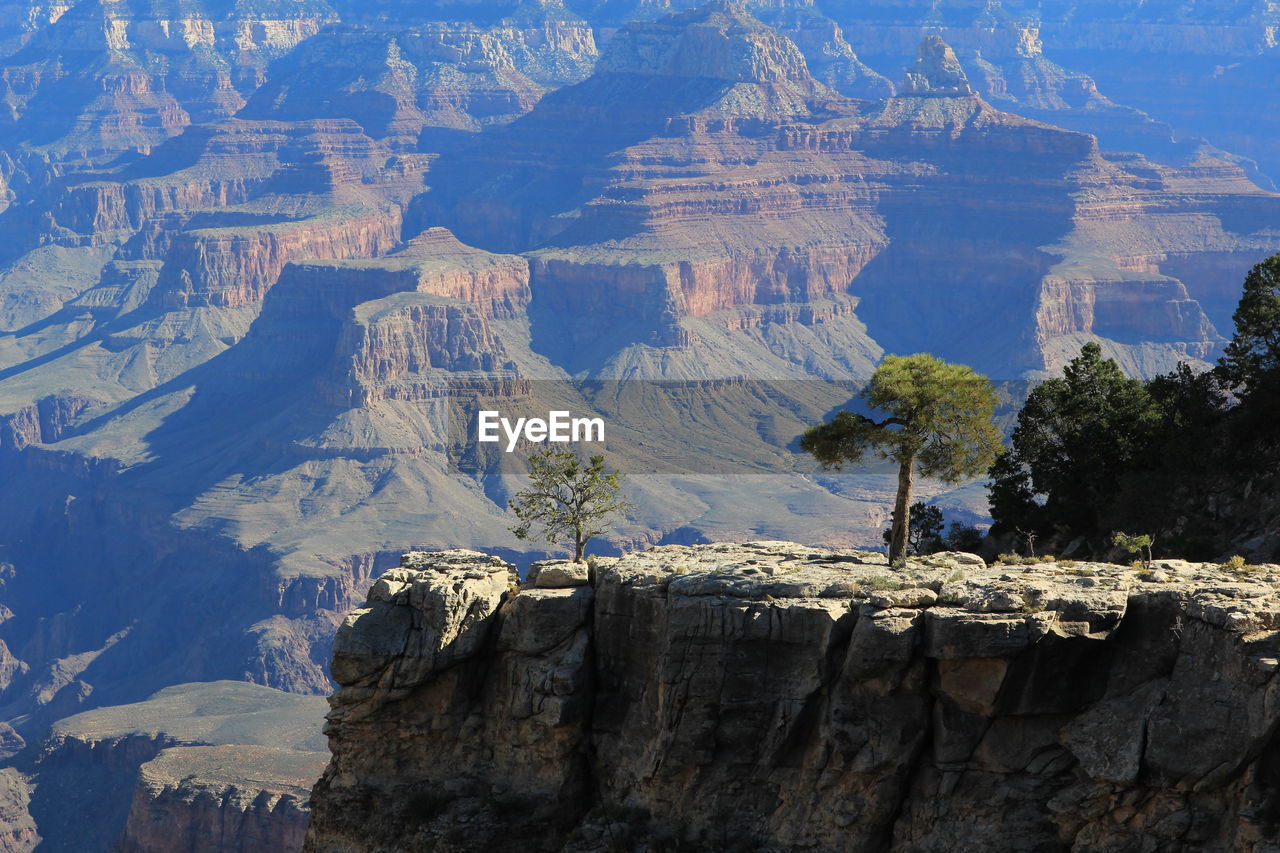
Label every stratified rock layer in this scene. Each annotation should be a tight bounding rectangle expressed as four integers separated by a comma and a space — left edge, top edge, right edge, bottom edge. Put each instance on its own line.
308, 544, 1280, 853
118, 745, 326, 853
29, 681, 327, 852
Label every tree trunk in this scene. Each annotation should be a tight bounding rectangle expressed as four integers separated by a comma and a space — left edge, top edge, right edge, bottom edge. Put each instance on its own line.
573, 532, 585, 563
890, 458, 914, 563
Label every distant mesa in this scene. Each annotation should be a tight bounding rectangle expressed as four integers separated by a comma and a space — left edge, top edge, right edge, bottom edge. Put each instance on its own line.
902, 34, 975, 97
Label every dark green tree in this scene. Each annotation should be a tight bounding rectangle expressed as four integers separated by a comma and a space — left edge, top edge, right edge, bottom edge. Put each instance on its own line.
944, 522, 986, 553
510, 450, 631, 562
1217, 254, 1280, 394
882, 501, 944, 555
1109, 362, 1228, 552
1217, 253, 1280, 451
802, 353, 1003, 562
988, 343, 1162, 546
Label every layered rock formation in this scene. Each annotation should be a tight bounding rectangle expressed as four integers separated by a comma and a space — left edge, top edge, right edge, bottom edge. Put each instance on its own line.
28, 681, 326, 851
0, 0, 337, 164
403, 7, 1280, 379
309, 543, 1280, 852
118, 745, 325, 853
1, 7, 1280, 849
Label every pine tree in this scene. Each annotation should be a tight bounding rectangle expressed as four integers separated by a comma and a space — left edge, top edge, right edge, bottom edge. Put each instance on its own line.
802, 354, 1002, 562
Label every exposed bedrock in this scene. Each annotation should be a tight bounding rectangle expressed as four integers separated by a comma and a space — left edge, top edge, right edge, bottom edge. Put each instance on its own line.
25, 681, 327, 852
412, 10, 1280, 376
308, 544, 1280, 852
528, 244, 883, 354
151, 205, 403, 310
250, 227, 528, 395
117, 745, 325, 853
240, 17, 599, 142
0, 0, 336, 162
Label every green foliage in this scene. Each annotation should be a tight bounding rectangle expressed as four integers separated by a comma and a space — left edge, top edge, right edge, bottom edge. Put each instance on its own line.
1222, 554, 1247, 572
1112, 531, 1154, 569
1218, 256, 1280, 458
996, 553, 1019, 565
861, 575, 902, 592
803, 354, 1002, 561
510, 450, 631, 562
988, 254, 1280, 561
1218, 255, 1280, 394
882, 501, 944, 555
944, 522, 985, 553
989, 343, 1163, 544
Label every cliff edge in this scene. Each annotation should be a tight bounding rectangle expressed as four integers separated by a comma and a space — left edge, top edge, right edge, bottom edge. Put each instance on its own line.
305, 543, 1280, 852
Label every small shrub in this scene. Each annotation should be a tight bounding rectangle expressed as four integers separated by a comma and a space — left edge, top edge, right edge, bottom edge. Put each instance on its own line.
1130, 559, 1144, 569
1222, 555, 1247, 572
890, 557, 907, 571
1113, 531, 1154, 570
997, 553, 1019, 565
1041, 555, 1056, 563
1058, 559, 1078, 568
946, 569, 966, 583
861, 575, 902, 592
1019, 556, 1039, 566
1136, 568, 1156, 581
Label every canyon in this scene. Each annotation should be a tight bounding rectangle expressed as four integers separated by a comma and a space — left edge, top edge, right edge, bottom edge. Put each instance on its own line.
0, 0, 1279, 847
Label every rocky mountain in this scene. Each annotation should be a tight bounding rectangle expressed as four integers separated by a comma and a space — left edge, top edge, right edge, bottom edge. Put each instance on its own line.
308, 543, 1280, 852
1, 0, 1280, 846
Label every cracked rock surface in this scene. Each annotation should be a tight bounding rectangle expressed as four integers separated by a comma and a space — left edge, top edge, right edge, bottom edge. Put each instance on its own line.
305, 543, 1280, 852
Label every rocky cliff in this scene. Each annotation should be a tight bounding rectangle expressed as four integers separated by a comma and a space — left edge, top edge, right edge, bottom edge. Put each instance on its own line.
27, 681, 327, 852
118, 745, 325, 853
308, 543, 1280, 852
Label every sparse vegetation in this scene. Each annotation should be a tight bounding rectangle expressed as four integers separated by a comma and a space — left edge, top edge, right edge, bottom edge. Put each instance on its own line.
510, 450, 632, 562
1113, 531, 1154, 569
1222, 554, 1248, 572
861, 575, 903, 592
944, 522, 985, 553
